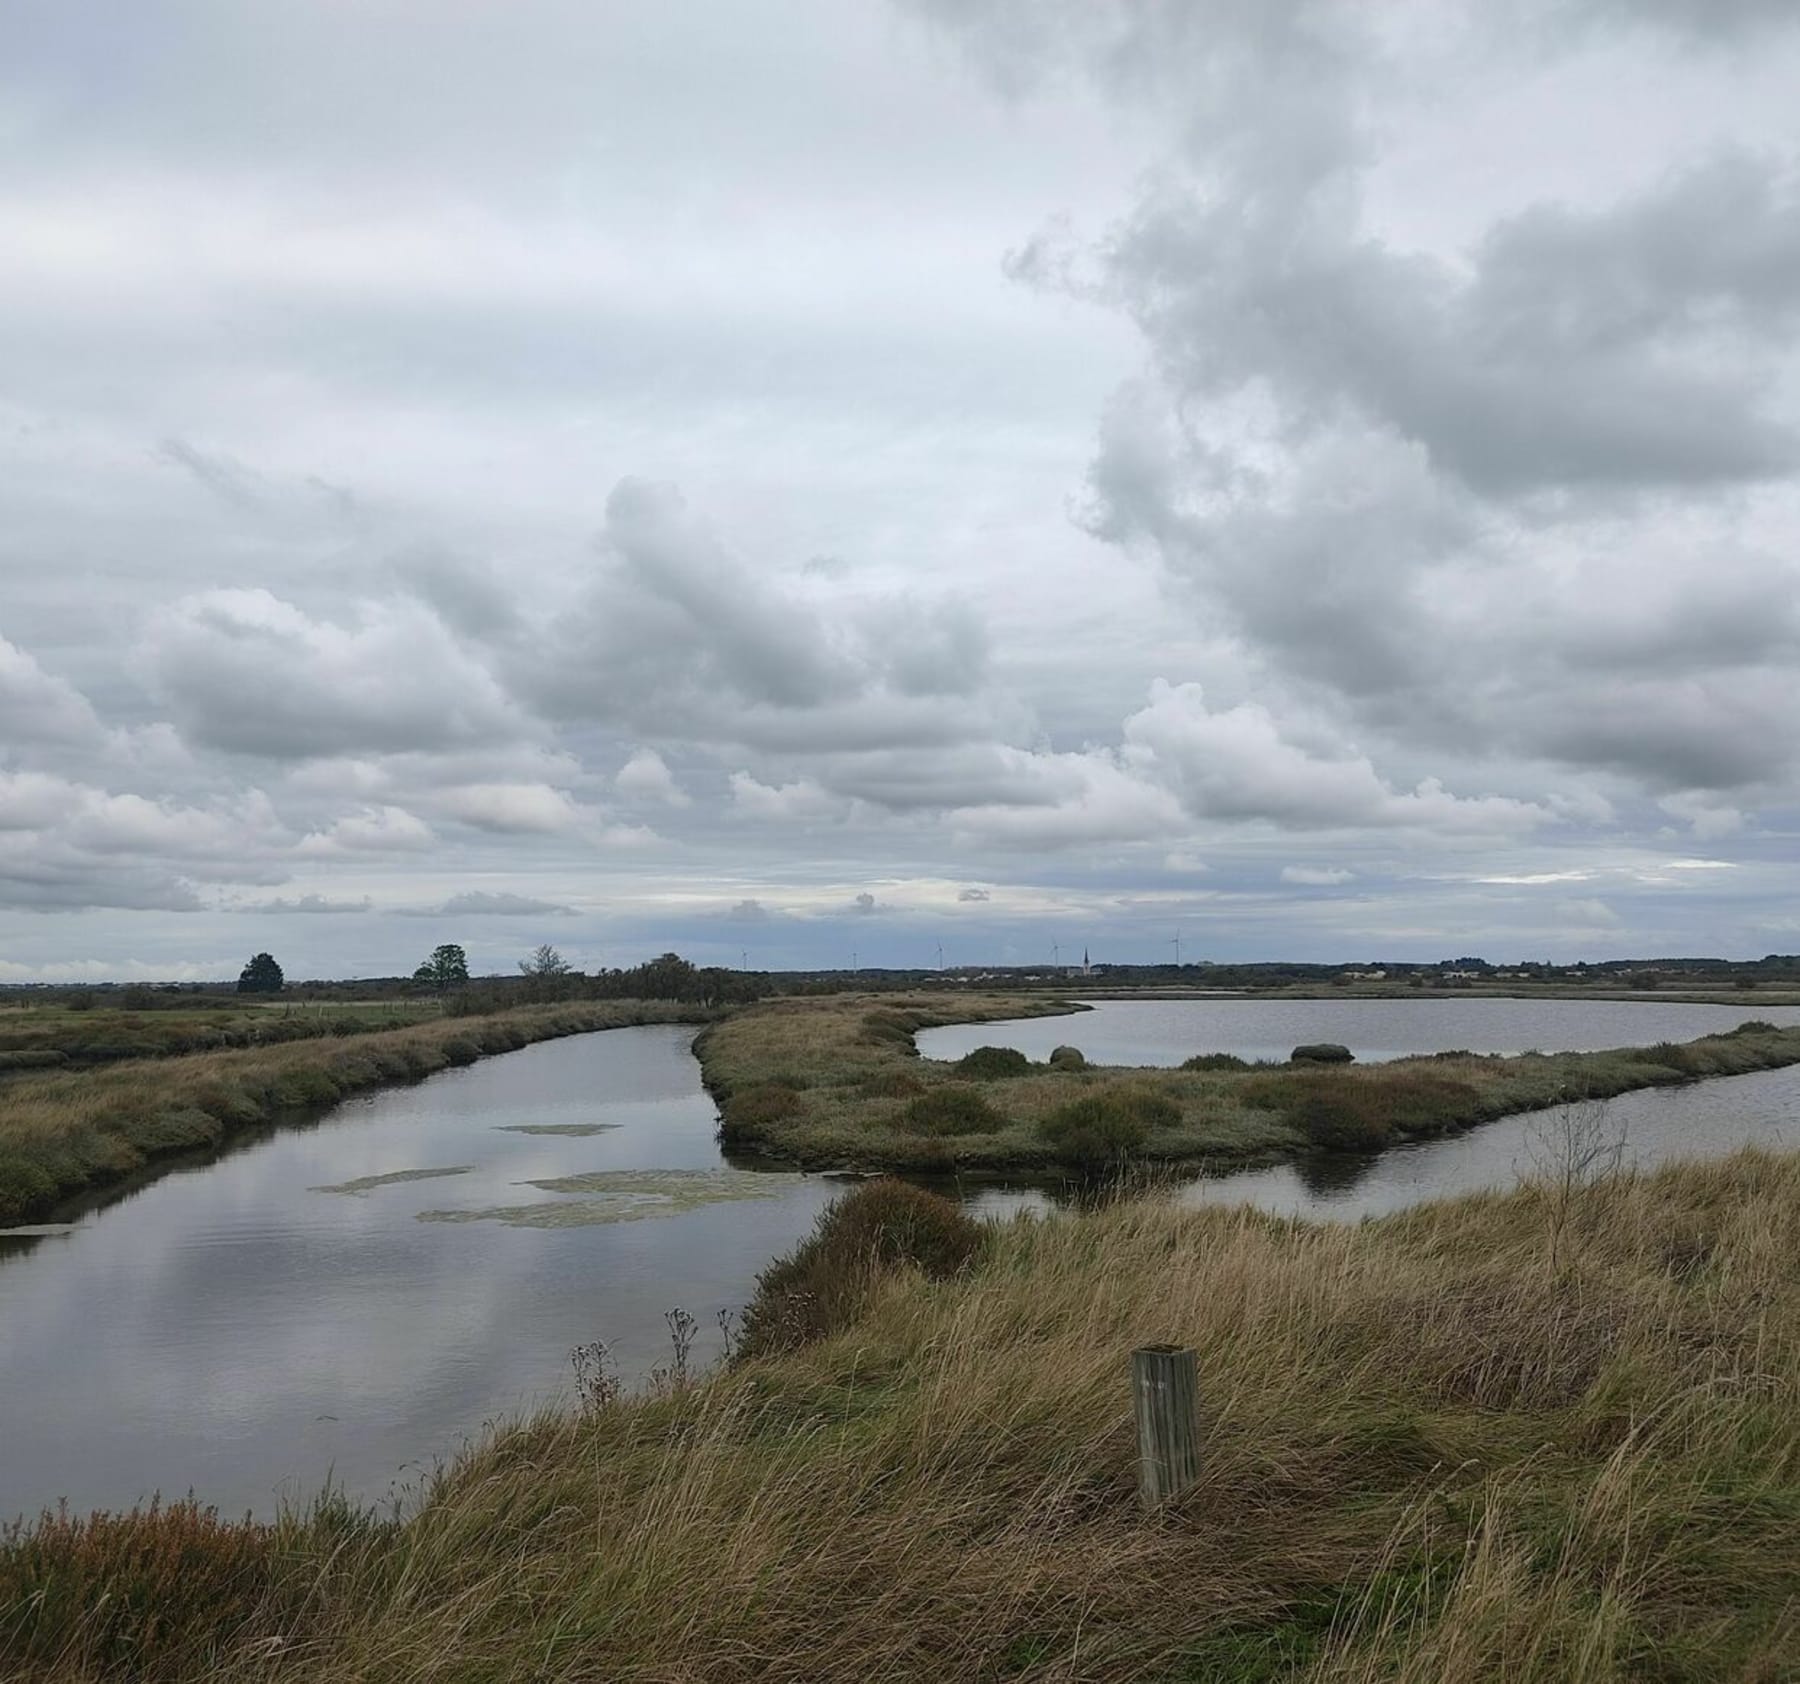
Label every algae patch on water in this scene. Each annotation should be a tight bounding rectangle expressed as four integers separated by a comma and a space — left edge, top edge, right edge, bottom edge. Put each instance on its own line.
312, 1165, 477, 1196
416, 1168, 797, 1229
493, 1123, 622, 1137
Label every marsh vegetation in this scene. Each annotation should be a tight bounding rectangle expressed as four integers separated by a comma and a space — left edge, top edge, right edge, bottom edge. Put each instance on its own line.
703, 993, 1800, 1177
7, 1150, 1800, 1680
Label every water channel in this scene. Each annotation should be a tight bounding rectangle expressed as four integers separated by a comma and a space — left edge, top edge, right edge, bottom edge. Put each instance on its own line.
3, 999, 1798, 1524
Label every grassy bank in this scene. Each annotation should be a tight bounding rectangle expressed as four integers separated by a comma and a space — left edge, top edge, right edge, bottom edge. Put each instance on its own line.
6, 1149, 1799, 1680
700, 993, 1800, 1176
0, 1001, 714, 1224
0, 999, 443, 1074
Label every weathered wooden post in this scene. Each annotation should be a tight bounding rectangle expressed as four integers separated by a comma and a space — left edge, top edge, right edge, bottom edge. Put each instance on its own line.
1132, 1343, 1200, 1508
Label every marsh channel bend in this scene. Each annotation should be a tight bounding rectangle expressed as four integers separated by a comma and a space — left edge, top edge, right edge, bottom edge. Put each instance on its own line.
3, 1002, 1799, 1523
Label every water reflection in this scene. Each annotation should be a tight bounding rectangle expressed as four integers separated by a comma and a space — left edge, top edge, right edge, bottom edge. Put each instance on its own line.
1292, 1153, 1380, 1198
0, 1026, 839, 1525
920, 997, 1800, 1067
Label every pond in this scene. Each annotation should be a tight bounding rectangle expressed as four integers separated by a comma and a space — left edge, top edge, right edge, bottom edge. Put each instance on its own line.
916, 996, 1800, 1067
4, 1003, 1799, 1526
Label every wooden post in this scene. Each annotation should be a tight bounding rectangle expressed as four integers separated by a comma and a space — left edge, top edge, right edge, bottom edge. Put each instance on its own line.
1132, 1344, 1200, 1508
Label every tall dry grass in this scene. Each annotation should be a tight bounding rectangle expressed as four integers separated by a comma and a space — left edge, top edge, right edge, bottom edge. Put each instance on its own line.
6, 1149, 1798, 1681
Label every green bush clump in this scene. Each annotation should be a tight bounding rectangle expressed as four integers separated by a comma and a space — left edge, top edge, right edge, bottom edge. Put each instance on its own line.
902, 1085, 1006, 1137
1245, 1070, 1482, 1151
1640, 1041, 1703, 1076
1048, 1045, 1087, 1071
1292, 1043, 1355, 1064
1182, 1052, 1249, 1072
0, 1049, 69, 1070
860, 1010, 922, 1052
738, 1180, 984, 1359
441, 1037, 482, 1067
720, 1083, 802, 1141
269, 1067, 343, 1109
954, 1045, 1033, 1079
1037, 1086, 1179, 1167
857, 1069, 925, 1099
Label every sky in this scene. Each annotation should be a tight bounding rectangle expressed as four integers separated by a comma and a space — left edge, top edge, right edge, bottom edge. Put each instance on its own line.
3, 0, 1800, 982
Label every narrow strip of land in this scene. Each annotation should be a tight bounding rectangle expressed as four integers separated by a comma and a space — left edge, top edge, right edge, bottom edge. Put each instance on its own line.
701, 992, 1800, 1174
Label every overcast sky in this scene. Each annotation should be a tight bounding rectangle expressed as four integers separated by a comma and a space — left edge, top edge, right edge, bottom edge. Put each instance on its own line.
3, 0, 1800, 981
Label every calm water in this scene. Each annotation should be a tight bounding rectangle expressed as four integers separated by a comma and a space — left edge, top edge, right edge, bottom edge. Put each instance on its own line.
0, 1027, 844, 1523
4, 1005, 1799, 1525
917, 996, 1800, 1067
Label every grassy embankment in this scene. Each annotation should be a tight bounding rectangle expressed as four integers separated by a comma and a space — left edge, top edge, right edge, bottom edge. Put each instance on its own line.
6, 1150, 1800, 1680
702, 993, 1800, 1175
0, 999, 442, 1075
0, 1001, 713, 1225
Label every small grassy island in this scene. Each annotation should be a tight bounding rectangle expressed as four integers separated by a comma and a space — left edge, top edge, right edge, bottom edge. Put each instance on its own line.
701, 992, 1800, 1176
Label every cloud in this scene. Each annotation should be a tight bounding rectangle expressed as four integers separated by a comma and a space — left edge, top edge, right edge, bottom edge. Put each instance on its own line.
156, 437, 265, 509
728, 772, 846, 823
434, 782, 581, 833
240, 893, 374, 914
401, 891, 574, 917
850, 891, 881, 915
725, 898, 773, 921
1123, 682, 1546, 834
142, 589, 527, 761
514, 479, 996, 754
0, 637, 102, 746
956, 886, 991, 901
615, 747, 691, 807
1281, 865, 1354, 886
919, 0, 1800, 821
297, 805, 435, 856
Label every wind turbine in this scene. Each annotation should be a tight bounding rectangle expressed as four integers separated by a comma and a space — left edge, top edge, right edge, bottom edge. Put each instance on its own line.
936, 941, 945, 971
1052, 940, 1062, 970
1170, 930, 1182, 969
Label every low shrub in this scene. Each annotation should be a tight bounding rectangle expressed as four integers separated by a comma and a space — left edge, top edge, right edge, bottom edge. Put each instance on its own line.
0, 1050, 69, 1070
1182, 1052, 1249, 1072
1048, 1045, 1087, 1071
737, 1180, 983, 1359
860, 1010, 922, 1052
857, 1069, 925, 1100
441, 1036, 482, 1067
902, 1085, 1006, 1137
1640, 1041, 1704, 1076
1292, 1043, 1355, 1064
0, 1497, 284, 1674
1037, 1086, 1179, 1167
1245, 1070, 1483, 1151
953, 1044, 1033, 1079
720, 1083, 802, 1140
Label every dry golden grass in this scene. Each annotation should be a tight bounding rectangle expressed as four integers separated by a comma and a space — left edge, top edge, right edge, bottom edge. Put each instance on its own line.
0, 1000, 710, 1223
6, 1149, 1799, 1681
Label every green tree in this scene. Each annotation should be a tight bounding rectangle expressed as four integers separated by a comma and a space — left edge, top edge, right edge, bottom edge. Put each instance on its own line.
237, 952, 284, 995
519, 944, 572, 978
414, 943, 470, 991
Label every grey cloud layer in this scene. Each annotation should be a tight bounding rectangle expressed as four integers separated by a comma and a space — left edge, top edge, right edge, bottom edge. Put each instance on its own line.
3, 0, 1798, 969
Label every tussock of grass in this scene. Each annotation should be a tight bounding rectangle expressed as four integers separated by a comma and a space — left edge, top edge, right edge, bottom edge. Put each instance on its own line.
737, 1179, 984, 1359
953, 1044, 1035, 1078
7, 1151, 1800, 1680
901, 1084, 1008, 1137
0, 1001, 714, 1223
699, 994, 1800, 1178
